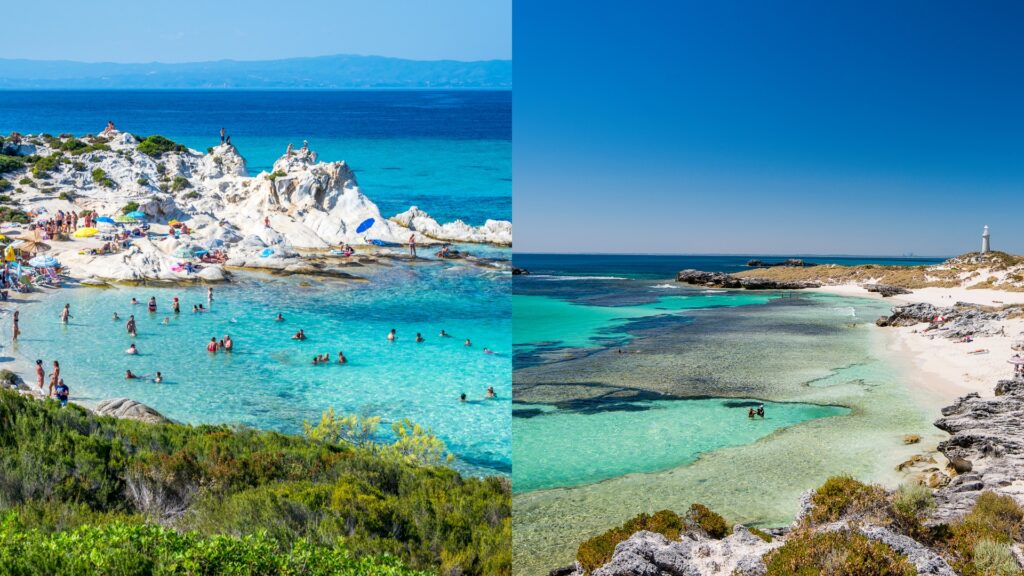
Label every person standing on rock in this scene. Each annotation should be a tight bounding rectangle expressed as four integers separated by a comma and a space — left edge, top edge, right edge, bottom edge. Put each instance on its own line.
409, 234, 417, 258
220, 127, 226, 144
286, 143, 294, 157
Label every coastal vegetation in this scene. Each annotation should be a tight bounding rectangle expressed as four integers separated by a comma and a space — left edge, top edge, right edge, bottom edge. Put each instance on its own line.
0, 156, 23, 175
579, 476, 1024, 575
137, 135, 188, 158
0, 390, 511, 575
91, 168, 115, 188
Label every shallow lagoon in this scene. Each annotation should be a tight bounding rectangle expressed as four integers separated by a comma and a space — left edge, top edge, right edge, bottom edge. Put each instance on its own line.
11, 260, 511, 476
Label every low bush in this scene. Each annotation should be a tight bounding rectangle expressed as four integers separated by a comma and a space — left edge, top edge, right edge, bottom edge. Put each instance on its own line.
30, 153, 61, 178
764, 530, 916, 576
171, 175, 191, 191
0, 179, 9, 192
137, 135, 187, 157
892, 482, 935, 521
268, 170, 287, 182
749, 527, 773, 542
938, 491, 1024, 575
687, 503, 730, 539
973, 539, 1021, 576
17, 177, 32, 185
577, 510, 683, 573
91, 168, 115, 188
121, 201, 140, 214
0, 156, 22, 175
0, 206, 30, 224
808, 476, 888, 525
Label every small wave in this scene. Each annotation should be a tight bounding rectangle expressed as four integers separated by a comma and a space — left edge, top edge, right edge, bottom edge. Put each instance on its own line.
649, 283, 680, 289
702, 289, 726, 294
832, 306, 857, 317
530, 274, 628, 281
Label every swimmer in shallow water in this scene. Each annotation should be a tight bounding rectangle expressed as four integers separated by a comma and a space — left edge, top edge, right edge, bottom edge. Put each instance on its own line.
464, 338, 472, 347
207, 337, 218, 352
460, 393, 466, 402
486, 386, 495, 398
162, 317, 170, 325
154, 371, 163, 383
439, 329, 450, 337
126, 343, 138, 355
387, 328, 396, 342
112, 312, 119, 321
131, 297, 139, 305
275, 313, 284, 322
416, 332, 424, 343
148, 297, 157, 313
60, 303, 71, 324
292, 330, 306, 340
125, 370, 138, 380
338, 351, 347, 364
224, 335, 233, 351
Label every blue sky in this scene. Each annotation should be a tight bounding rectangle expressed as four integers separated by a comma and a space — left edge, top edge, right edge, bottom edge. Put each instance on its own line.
1, 0, 510, 62
514, 0, 1024, 256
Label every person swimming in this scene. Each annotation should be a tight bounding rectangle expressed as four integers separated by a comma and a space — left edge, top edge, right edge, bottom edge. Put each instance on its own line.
275, 313, 284, 322
387, 328, 396, 342
292, 330, 306, 340
486, 386, 495, 398
193, 305, 199, 313
464, 338, 472, 347
748, 408, 755, 418
126, 315, 137, 337
483, 348, 494, 354
312, 356, 320, 365
148, 297, 157, 313
126, 343, 138, 355
112, 312, 120, 321
757, 404, 765, 418
131, 297, 139, 305
460, 393, 467, 402
207, 337, 218, 353
439, 329, 450, 337
338, 351, 347, 364
60, 303, 71, 324
172, 297, 180, 314
125, 370, 137, 380
162, 317, 170, 325
416, 332, 424, 343
154, 371, 163, 383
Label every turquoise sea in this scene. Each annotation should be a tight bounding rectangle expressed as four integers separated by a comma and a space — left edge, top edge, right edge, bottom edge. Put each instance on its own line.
511, 254, 945, 575
0, 90, 512, 477
13, 263, 511, 476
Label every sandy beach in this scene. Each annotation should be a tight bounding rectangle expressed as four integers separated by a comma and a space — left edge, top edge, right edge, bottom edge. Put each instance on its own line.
811, 284, 1024, 405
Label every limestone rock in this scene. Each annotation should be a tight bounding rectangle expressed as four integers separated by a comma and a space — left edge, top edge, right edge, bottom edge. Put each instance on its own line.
94, 398, 168, 424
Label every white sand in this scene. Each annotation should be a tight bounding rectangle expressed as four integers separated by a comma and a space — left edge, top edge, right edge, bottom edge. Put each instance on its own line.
811, 284, 1024, 405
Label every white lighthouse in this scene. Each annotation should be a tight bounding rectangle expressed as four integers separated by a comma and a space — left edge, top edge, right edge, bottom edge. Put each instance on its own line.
982, 225, 991, 254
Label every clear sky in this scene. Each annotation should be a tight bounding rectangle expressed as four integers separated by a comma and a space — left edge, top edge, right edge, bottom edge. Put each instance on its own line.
1, 0, 510, 62
514, 0, 1024, 256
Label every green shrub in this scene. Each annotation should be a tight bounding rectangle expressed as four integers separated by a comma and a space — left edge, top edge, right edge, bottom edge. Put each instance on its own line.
71, 161, 86, 171
91, 168, 115, 188
17, 177, 31, 185
137, 135, 187, 157
268, 170, 287, 182
577, 510, 683, 573
30, 153, 61, 178
892, 482, 935, 521
0, 195, 12, 204
58, 191, 74, 201
136, 177, 148, 186
939, 492, 1024, 575
808, 476, 888, 525
0, 179, 9, 192
973, 539, 1022, 576
0, 520, 431, 576
749, 527, 773, 542
121, 201, 139, 214
59, 138, 88, 153
0, 155, 24, 175
183, 191, 199, 199
687, 503, 730, 539
0, 390, 509, 575
0, 206, 29, 224
765, 530, 916, 576
171, 175, 191, 191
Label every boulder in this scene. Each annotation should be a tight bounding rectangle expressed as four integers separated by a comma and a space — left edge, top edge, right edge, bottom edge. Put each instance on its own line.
866, 284, 912, 297
94, 398, 168, 424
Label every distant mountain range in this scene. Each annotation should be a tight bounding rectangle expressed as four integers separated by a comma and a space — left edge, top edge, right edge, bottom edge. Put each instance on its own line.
0, 54, 511, 89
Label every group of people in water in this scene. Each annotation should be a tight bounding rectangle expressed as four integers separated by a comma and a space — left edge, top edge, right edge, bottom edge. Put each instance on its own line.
747, 404, 767, 418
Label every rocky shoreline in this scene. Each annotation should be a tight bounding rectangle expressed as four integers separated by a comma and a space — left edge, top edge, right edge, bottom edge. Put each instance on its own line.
549, 299, 1024, 575
676, 269, 821, 290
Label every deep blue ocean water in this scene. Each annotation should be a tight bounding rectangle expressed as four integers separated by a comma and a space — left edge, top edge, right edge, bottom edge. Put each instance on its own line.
513, 253, 946, 279
0, 90, 511, 225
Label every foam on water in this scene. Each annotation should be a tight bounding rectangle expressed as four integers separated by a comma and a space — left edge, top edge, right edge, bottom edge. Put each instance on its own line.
11, 262, 511, 476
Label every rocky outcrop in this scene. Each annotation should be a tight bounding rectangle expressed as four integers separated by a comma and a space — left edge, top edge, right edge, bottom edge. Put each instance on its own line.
746, 259, 813, 268
875, 302, 1021, 338
512, 268, 530, 276
865, 283, 912, 297
676, 270, 821, 290
931, 377, 1024, 523
591, 526, 781, 576
390, 206, 512, 246
94, 397, 169, 424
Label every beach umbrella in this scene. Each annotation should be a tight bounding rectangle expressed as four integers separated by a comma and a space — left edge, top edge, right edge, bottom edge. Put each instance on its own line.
114, 215, 137, 223
204, 238, 225, 249
28, 255, 60, 268
172, 246, 195, 258
1009, 356, 1024, 366
126, 211, 146, 219
72, 227, 99, 238
15, 240, 49, 254
356, 217, 375, 234
96, 216, 116, 224
193, 248, 209, 256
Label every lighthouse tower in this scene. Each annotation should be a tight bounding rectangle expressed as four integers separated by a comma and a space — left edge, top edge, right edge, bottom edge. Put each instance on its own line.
982, 225, 991, 254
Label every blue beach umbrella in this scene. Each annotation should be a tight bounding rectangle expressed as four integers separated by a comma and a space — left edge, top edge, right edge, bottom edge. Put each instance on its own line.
356, 218, 375, 234
126, 211, 146, 219
96, 216, 116, 224
28, 255, 60, 268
